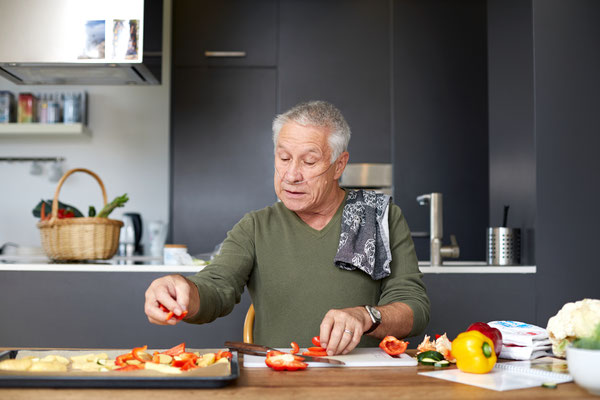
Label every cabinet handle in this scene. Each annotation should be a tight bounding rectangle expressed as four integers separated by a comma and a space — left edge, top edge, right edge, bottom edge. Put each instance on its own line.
204, 51, 247, 58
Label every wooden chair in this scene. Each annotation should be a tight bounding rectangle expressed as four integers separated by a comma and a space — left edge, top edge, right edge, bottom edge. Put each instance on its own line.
243, 304, 255, 343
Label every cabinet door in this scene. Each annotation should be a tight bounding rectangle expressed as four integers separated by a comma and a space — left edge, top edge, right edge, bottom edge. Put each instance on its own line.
419, 274, 536, 341
278, 0, 391, 163
173, 0, 277, 67
171, 68, 277, 253
393, 0, 489, 261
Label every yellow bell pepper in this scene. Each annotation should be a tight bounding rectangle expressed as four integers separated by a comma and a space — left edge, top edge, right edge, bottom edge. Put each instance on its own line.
451, 330, 497, 373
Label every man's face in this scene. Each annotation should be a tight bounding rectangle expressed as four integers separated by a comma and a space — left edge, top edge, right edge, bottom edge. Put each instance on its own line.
274, 122, 346, 214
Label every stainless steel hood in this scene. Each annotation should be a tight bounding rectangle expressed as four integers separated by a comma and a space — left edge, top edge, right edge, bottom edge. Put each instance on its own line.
0, 0, 162, 85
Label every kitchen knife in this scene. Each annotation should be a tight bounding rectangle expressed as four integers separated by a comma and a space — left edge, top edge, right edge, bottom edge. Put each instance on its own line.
224, 341, 345, 366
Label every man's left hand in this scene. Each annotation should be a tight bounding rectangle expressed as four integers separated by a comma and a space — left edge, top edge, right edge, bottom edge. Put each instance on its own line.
319, 306, 371, 355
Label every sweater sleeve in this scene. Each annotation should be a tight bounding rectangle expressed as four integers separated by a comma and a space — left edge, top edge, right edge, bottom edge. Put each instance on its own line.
185, 213, 256, 324
378, 204, 430, 337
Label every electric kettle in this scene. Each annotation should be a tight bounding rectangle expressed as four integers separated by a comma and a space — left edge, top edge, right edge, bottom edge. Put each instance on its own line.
119, 212, 143, 256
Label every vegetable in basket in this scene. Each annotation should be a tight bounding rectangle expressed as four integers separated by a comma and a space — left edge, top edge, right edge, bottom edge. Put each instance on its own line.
32, 199, 83, 218
33, 194, 129, 220
97, 194, 129, 218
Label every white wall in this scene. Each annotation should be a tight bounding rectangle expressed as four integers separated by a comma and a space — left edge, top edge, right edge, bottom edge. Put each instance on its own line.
0, 1, 172, 251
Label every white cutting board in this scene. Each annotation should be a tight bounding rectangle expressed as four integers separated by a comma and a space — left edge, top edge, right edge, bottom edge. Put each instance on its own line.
243, 347, 417, 368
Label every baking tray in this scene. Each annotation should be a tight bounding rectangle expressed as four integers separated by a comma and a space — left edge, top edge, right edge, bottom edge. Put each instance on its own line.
0, 348, 239, 388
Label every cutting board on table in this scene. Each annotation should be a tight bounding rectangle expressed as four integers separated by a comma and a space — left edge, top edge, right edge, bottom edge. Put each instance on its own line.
243, 347, 417, 368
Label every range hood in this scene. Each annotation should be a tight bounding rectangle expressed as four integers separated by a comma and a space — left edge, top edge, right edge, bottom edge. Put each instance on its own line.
0, 0, 162, 85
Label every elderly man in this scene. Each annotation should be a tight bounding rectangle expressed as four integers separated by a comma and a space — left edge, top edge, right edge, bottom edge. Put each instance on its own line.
145, 101, 429, 355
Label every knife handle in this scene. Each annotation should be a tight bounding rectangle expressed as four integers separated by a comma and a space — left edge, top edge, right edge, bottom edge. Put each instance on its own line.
224, 341, 274, 353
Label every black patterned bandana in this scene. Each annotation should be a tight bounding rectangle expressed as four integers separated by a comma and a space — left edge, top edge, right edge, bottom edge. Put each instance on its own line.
334, 189, 392, 280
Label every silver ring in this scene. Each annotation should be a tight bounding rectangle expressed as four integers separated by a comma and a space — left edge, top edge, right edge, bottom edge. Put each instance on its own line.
344, 329, 353, 335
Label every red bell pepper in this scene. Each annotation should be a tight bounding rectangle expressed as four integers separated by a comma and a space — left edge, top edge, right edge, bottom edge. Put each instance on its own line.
160, 342, 186, 356
311, 336, 321, 347
216, 350, 233, 361
115, 352, 135, 366
302, 350, 328, 357
466, 322, 503, 357
290, 341, 300, 355
379, 336, 409, 356
265, 352, 307, 371
158, 302, 188, 321
132, 345, 152, 363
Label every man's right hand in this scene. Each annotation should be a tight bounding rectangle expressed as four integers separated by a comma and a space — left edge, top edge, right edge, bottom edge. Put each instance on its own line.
144, 274, 200, 325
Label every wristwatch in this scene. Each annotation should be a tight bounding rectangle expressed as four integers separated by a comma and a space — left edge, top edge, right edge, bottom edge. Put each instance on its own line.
363, 305, 381, 334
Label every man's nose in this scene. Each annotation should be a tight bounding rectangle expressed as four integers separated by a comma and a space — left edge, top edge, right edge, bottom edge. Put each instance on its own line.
283, 161, 304, 183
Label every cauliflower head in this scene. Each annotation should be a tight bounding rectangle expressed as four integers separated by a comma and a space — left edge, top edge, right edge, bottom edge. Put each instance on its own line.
546, 298, 600, 357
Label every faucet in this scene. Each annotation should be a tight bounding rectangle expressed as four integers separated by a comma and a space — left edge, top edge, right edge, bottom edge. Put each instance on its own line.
416, 193, 460, 266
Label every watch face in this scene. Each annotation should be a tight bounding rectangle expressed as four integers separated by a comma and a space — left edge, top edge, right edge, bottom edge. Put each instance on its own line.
372, 307, 381, 320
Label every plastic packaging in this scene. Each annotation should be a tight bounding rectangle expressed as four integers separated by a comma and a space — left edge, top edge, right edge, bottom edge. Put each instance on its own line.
63, 92, 81, 123
488, 321, 553, 360
18, 93, 36, 123
0, 91, 15, 123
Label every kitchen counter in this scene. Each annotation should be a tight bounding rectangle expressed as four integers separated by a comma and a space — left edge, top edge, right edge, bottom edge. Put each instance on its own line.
0, 352, 594, 399
0, 256, 536, 274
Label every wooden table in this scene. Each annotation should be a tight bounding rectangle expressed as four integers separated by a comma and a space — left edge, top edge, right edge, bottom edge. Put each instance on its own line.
0, 353, 596, 399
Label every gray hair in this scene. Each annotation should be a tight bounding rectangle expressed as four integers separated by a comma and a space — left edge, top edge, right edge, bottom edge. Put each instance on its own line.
272, 100, 351, 163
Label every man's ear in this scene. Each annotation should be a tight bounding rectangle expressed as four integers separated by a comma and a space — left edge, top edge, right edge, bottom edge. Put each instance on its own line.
333, 152, 350, 180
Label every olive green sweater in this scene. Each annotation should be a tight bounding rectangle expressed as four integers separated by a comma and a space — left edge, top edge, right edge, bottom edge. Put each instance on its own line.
187, 194, 430, 348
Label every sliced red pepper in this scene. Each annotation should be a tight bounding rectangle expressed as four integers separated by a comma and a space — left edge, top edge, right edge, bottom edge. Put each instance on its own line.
307, 346, 326, 353
266, 350, 286, 358
379, 336, 409, 356
172, 356, 198, 368
290, 342, 299, 355
115, 352, 134, 366
216, 350, 233, 361
265, 353, 307, 371
158, 302, 188, 321
311, 336, 321, 347
160, 342, 186, 356
179, 359, 198, 371
302, 350, 329, 357
132, 345, 152, 363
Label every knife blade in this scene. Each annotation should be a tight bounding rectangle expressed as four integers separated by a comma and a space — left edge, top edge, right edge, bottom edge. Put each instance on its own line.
224, 341, 345, 366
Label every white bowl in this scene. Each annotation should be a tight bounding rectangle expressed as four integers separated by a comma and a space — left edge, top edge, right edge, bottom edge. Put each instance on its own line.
567, 346, 600, 395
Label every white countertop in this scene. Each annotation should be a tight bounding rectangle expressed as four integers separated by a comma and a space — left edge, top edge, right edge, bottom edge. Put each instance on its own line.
0, 255, 536, 273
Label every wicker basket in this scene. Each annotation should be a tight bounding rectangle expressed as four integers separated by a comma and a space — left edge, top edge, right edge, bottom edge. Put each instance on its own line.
37, 168, 124, 260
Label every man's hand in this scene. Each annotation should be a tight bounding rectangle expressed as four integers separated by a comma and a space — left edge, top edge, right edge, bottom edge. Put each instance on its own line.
319, 306, 371, 355
319, 303, 415, 355
144, 274, 200, 325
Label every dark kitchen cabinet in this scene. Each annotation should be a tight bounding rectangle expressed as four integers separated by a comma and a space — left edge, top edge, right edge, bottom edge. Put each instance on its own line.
419, 274, 536, 341
392, 0, 489, 262
171, 67, 277, 253
278, 0, 392, 163
0, 271, 251, 348
173, 0, 278, 67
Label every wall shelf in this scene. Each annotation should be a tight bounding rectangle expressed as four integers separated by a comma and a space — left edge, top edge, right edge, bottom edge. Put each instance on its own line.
0, 123, 88, 135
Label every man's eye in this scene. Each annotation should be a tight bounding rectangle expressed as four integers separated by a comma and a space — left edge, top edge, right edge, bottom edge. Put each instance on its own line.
304, 161, 316, 166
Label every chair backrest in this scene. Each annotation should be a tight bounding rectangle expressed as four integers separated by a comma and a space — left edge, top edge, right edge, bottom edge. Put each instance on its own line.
243, 304, 255, 343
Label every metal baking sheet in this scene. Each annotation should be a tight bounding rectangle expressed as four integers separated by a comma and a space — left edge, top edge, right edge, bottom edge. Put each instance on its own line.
0, 348, 239, 388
